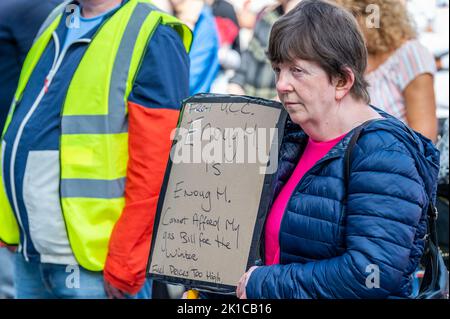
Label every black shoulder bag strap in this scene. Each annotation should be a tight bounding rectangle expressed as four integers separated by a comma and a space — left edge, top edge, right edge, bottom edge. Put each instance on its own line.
418, 202, 441, 298
344, 119, 381, 187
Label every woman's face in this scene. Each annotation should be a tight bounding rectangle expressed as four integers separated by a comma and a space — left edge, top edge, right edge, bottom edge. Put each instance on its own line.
273, 59, 337, 127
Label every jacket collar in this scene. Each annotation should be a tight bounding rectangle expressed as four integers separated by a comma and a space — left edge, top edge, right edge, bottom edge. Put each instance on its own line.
281, 105, 395, 163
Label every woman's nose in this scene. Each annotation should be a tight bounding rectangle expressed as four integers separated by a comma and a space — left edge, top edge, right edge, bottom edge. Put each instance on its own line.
276, 71, 293, 93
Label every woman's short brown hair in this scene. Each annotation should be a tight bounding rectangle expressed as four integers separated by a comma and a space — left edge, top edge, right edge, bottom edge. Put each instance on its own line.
268, 0, 370, 103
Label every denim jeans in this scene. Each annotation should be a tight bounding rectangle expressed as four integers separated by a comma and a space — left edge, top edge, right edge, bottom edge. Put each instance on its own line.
14, 253, 152, 299
0, 248, 15, 299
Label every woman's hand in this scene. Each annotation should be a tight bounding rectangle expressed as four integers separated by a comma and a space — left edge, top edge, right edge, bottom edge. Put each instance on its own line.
236, 266, 259, 299
104, 279, 127, 299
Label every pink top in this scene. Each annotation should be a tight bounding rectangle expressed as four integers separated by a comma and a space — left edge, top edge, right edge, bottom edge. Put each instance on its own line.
264, 133, 347, 265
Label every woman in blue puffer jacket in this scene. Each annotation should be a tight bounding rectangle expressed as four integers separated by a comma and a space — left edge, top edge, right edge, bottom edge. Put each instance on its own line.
235, 0, 440, 299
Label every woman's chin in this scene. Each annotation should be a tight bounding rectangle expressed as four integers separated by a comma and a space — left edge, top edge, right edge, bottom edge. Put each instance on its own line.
284, 103, 303, 111
289, 112, 309, 126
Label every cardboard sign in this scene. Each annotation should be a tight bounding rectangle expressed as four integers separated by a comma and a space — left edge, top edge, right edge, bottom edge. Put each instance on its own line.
147, 94, 286, 294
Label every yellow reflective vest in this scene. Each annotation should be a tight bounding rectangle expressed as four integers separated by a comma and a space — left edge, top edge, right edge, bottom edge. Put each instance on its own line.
0, 0, 192, 271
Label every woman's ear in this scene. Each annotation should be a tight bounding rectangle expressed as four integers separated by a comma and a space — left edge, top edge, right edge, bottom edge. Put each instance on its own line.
335, 67, 355, 101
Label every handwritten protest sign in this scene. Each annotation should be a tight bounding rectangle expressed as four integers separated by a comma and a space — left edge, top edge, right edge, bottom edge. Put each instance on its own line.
147, 94, 286, 294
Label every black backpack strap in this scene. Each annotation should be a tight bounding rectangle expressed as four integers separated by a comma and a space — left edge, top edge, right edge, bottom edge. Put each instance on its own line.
418, 202, 440, 296
344, 119, 382, 195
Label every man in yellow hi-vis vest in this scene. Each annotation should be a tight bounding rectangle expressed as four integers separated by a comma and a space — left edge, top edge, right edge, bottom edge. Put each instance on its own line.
0, 0, 192, 298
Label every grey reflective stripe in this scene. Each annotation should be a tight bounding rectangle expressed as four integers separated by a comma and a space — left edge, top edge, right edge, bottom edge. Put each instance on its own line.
61, 3, 154, 135
34, 1, 71, 42
9, 98, 16, 114
61, 178, 126, 199
2, 98, 16, 138
109, 3, 153, 121
62, 115, 128, 134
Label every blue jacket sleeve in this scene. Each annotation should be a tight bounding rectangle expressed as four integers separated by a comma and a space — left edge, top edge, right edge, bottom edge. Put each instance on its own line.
128, 24, 190, 110
247, 134, 428, 298
188, 7, 220, 95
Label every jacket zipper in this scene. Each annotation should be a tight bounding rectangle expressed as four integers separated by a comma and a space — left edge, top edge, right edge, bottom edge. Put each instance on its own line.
56, 41, 91, 268
55, 8, 113, 266
8, 32, 90, 261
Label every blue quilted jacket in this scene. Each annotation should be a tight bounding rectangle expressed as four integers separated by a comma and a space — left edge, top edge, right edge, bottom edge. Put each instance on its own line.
247, 110, 440, 299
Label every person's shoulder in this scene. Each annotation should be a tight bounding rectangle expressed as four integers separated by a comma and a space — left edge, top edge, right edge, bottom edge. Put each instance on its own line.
194, 6, 219, 42
153, 23, 184, 42
349, 121, 424, 186
200, 4, 215, 20
353, 117, 439, 192
129, 23, 190, 109
395, 39, 436, 69
198, 5, 218, 29
146, 23, 187, 53
356, 118, 415, 155
400, 39, 431, 53
136, 23, 189, 78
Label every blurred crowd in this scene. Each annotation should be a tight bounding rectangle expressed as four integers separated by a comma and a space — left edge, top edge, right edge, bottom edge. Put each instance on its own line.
0, 0, 448, 299
147, 0, 449, 138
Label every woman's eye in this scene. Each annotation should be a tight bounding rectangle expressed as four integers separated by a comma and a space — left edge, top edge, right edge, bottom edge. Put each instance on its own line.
273, 67, 281, 74
292, 67, 303, 75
